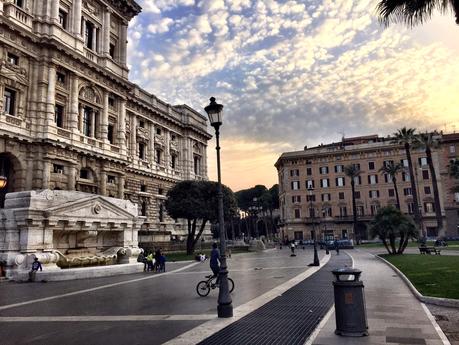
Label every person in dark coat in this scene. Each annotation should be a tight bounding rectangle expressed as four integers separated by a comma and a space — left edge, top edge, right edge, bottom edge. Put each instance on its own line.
29, 257, 42, 282
210, 243, 220, 285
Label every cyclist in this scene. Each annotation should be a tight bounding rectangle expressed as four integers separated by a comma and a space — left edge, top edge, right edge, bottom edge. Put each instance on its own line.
210, 242, 220, 287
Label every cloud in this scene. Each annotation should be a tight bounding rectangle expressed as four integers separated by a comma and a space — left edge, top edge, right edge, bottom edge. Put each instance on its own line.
147, 17, 174, 34
128, 0, 459, 190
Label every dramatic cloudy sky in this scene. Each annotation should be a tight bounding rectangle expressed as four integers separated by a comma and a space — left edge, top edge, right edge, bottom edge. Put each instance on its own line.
127, 0, 459, 192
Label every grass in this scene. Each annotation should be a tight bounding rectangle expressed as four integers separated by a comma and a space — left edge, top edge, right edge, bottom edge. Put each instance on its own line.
381, 254, 459, 300
360, 240, 459, 250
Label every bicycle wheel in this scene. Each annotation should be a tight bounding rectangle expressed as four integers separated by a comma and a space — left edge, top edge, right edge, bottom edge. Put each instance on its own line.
196, 281, 210, 297
228, 278, 234, 293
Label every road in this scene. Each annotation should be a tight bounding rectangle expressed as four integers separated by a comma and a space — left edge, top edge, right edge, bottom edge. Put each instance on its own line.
0, 247, 324, 345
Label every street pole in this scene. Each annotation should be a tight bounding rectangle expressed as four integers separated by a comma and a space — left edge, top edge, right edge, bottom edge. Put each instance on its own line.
308, 186, 320, 266
205, 97, 233, 318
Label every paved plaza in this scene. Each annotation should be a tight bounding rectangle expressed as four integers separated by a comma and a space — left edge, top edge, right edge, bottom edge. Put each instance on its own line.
0, 248, 453, 345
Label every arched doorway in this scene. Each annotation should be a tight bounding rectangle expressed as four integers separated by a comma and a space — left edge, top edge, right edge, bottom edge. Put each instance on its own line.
0, 153, 21, 208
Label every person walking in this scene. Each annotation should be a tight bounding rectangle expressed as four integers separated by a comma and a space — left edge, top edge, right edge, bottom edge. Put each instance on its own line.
159, 253, 166, 272
154, 248, 161, 272
334, 239, 340, 255
28, 257, 42, 282
210, 242, 220, 287
290, 241, 296, 256
146, 252, 154, 271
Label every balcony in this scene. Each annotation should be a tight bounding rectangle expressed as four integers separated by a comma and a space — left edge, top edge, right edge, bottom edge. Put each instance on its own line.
3, 3, 33, 31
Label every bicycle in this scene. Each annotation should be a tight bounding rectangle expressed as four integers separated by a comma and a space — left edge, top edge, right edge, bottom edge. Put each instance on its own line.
196, 274, 234, 297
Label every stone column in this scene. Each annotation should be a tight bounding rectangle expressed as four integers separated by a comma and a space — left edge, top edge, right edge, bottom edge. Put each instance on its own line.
69, 74, 79, 132
67, 165, 76, 190
101, 91, 109, 142
202, 143, 208, 178
90, 110, 96, 138
118, 175, 125, 199
46, 65, 56, 127
120, 21, 128, 66
25, 156, 34, 190
118, 99, 126, 148
50, 0, 59, 23
100, 171, 107, 196
130, 115, 137, 158
42, 160, 51, 189
79, 105, 84, 133
92, 26, 97, 52
103, 9, 111, 57
81, 18, 86, 42
73, 0, 82, 37
150, 123, 155, 164
164, 130, 170, 170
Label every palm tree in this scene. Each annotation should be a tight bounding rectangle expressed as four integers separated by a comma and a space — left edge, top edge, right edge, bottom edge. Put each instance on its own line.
377, 0, 459, 27
416, 132, 444, 238
392, 127, 422, 237
379, 162, 404, 210
344, 164, 362, 243
369, 206, 417, 254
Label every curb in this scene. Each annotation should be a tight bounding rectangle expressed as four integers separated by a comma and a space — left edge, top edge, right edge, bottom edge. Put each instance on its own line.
375, 255, 459, 308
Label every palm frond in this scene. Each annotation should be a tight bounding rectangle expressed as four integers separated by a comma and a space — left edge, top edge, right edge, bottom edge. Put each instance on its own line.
377, 0, 458, 27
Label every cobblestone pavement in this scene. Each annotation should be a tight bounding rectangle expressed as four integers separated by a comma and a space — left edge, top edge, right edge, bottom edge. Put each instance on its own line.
428, 304, 459, 345
198, 253, 351, 345
313, 249, 447, 345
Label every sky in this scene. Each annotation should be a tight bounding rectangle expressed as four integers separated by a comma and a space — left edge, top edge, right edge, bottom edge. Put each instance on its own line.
127, 0, 459, 192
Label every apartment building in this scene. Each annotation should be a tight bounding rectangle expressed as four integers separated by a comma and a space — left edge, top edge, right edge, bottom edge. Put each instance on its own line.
0, 0, 211, 242
275, 134, 454, 242
440, 133, 459, 237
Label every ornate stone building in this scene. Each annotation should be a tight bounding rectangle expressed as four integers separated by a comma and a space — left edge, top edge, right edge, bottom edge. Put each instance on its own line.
275, 134, 457, 242
0, 0, 211, 243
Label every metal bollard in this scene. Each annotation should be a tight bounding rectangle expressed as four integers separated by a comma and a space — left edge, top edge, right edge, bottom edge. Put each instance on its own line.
332, 268, 368, 337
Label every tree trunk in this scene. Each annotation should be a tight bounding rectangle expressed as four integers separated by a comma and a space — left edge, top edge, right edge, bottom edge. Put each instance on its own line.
389, 233, 397, 254
192, 219, 208, 249
382, 238, 391, 254
186, 219, 197, 255
392, 177, 400, 210
426, 147, 444, 238
230, 218, 235, 240
406, 143, 422, 237
398, 232, 405, 254
351, 180, 358, 243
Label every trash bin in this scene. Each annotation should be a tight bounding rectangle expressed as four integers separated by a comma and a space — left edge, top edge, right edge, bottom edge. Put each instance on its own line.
332, 268, 368, 337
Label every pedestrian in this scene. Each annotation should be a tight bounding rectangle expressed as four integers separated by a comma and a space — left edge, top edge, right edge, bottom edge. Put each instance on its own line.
334, 239, 340, 255
159, 253, 166, 272
28, 257, 42, 282
137, 250, 147, 271
154, 248, 161, 272
290, 241, 295, 255
146, 252, 154, 271
210, 242, 220, 286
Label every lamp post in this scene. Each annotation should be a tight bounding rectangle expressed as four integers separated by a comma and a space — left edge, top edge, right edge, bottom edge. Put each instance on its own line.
308, 186, 320, 266
204, 97, 233, 318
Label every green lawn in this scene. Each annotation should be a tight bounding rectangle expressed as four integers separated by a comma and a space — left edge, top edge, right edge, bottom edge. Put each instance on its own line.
360, 240, 459, 250
381, 254, 459, 300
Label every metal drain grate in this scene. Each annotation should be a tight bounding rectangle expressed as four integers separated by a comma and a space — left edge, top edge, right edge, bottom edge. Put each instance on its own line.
199, 254, 351, 345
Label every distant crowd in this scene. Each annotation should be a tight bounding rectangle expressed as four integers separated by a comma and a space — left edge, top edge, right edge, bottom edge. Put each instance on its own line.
138, 248, 166, 272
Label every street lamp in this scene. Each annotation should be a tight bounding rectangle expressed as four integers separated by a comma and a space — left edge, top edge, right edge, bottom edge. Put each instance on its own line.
308, 185, 320, 266
204, 97, 233, 318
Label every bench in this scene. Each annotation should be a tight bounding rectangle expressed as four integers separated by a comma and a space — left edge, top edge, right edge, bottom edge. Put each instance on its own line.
419, 247, 441, 255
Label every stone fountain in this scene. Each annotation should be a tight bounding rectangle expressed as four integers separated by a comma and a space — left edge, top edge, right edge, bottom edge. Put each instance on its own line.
0, 190, 143, 281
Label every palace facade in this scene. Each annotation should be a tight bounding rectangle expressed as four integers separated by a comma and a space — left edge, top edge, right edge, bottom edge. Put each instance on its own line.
275, 134, 459, 242
0, 0, 211, 243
